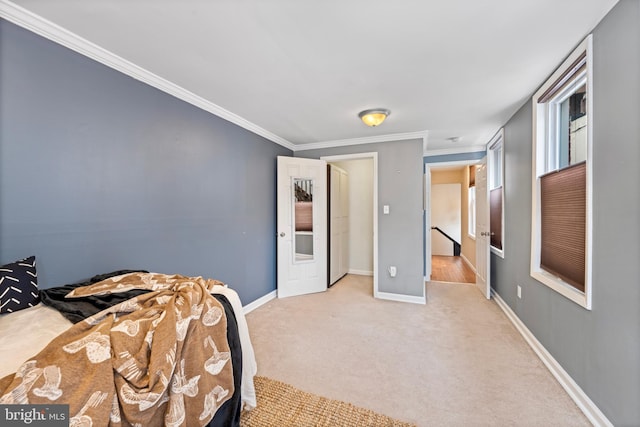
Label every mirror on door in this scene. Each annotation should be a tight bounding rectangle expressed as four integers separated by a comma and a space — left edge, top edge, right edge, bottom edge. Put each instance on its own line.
293, 178, 314, 262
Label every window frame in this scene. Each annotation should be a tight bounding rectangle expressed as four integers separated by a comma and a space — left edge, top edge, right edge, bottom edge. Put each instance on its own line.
530, 35, 593, 310
488, 129, 505, 258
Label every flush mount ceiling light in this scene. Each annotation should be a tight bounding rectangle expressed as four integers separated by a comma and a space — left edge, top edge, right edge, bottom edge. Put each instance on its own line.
358, 109, 390, 127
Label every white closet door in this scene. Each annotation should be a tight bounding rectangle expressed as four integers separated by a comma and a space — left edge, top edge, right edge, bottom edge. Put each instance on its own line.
329, 165, 349, 285
339, 169, 349, 278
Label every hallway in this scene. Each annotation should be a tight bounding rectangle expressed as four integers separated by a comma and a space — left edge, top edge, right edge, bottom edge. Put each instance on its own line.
430, 255, 475, 283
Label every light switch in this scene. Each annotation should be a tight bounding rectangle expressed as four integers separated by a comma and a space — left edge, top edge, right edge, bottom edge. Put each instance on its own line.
383, 205, 390, 214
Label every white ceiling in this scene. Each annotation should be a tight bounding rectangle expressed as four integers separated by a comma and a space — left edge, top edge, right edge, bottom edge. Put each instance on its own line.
6, 0, 618, 151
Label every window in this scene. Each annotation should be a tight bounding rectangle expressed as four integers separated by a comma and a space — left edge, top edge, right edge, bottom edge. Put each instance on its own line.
468, 166, 476, 238
488, 130, 504, 257
531, 35, 592, 309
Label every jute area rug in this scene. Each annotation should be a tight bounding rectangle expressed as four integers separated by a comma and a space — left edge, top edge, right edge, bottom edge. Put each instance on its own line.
240, 376, 416, 427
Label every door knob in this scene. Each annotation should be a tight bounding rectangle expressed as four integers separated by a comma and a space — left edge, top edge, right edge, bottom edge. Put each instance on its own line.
279, 232, 286, 237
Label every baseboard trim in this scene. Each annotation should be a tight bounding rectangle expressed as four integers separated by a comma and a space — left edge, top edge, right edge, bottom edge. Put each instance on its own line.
492, 290, 613, 427
348, 269, 373, 276
460, 253, 477, 274
243, 290, 277, 315
375, 290, 426, 305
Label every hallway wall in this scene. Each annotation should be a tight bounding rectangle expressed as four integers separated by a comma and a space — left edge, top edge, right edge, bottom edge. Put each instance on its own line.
430, 168, 476, 268
491, 2, 640, 423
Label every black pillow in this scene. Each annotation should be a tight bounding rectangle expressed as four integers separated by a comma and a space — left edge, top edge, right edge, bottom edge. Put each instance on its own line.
0, 256, 40, 314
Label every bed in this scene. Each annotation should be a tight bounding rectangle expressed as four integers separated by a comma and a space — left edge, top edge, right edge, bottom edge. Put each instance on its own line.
0, 257, 257, 427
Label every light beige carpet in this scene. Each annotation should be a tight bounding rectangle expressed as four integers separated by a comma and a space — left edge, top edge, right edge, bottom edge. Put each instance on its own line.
246, 275, 591, 426
240, 376, 416, 427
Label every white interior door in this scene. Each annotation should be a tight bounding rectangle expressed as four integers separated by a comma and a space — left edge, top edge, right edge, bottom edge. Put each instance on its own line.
329, 164, 349, 286
277, 156, 327, 298
475, 161, 491, 298
424, 168, 431, 280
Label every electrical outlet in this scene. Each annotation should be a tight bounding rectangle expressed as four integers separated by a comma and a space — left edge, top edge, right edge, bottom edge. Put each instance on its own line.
517, 285, 522, 299
388, 266, 397, 277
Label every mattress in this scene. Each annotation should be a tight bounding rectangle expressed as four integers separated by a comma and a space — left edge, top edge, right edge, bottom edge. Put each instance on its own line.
0, 303, 71, 378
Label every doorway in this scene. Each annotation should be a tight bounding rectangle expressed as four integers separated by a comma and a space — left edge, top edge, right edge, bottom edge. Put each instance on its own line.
425, 161, 481, 285
322, 153, 378, 296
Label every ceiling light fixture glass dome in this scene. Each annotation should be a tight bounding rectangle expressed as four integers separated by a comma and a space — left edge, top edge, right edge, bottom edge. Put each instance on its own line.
358, 108, 390, 127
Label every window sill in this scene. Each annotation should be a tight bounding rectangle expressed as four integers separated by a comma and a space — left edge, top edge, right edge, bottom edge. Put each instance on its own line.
490, 246, 504, 258
530, 269, 591, 310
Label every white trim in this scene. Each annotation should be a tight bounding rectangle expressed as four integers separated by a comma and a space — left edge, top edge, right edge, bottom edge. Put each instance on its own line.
298, 131, 428, 152
490, 246, 504, 258
460, 253, 477, 274
321, 152, 378, 299
348, 269, 373, 276
375, 290, 426, 305
1, 2, 446, 155
530, 35, 593, 310
242, 290, 277, 315
423, 169, 431, 279
0, 1, 297, 151
492, 291, 613, 427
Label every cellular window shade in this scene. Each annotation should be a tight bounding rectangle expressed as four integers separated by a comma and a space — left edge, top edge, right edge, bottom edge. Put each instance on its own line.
490, 187, 502, 250
539, 161, 586, 292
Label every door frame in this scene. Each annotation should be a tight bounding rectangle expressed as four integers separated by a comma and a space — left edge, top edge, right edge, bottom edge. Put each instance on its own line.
474, 158, 491, 298
321, 152, 379, 297
424, 158, 484, 282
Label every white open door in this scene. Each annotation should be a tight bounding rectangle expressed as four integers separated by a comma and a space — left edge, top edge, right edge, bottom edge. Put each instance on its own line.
424, 167, 431, 281
475, 160, 491, 299
277, 156, 327, 298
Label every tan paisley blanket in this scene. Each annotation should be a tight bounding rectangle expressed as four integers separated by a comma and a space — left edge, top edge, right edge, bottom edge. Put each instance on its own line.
0, 273, 234, 427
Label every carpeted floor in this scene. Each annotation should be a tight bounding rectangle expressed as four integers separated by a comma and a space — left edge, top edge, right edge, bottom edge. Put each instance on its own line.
241, 376, 416, 427
245, 274, 591, 426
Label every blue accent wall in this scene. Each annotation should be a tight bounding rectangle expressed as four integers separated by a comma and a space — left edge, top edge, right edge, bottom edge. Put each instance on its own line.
0, 19, 291, 305
423, 150, 485, 164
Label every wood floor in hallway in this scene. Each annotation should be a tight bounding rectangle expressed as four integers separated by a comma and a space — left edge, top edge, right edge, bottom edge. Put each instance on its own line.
431, 255, 476, 283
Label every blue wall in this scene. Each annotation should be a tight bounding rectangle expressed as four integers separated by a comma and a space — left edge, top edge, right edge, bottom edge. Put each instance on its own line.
0, 19, 291, 305
491, 1, 640, 424
423, 150, 485, 165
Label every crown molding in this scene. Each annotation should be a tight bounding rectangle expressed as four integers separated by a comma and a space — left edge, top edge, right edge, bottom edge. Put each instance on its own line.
1, 2, 436, 154
0, 1, 297, 151
294, 130, 428, 152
